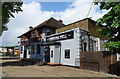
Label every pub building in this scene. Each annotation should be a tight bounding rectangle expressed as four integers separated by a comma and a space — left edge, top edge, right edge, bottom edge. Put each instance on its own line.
18, 18, 107, 67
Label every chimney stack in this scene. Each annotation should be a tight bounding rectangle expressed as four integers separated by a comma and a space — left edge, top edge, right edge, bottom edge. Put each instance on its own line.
29, 26, 33, 30
59, 19, 63, 23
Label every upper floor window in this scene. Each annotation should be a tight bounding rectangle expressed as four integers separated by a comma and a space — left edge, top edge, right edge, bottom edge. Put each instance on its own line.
31, 32, 36, 38
31, 30, 39, 39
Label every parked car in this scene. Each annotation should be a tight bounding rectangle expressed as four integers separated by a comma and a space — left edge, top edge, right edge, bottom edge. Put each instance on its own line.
0, 52, 3, 56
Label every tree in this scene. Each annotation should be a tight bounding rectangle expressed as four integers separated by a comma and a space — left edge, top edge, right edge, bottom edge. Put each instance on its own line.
95, 2, 120, 52
0, 2, 23, 36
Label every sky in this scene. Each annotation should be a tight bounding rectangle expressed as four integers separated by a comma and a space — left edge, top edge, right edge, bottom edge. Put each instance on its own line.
0, 0, 109, 46
40, 2, 72, 12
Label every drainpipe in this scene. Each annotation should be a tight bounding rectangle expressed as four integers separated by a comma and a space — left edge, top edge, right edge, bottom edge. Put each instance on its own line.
88, 33, 90, 51
80, 30, 83, 52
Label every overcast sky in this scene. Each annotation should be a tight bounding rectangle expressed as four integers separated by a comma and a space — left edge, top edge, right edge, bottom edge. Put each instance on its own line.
0, 0, 109, 46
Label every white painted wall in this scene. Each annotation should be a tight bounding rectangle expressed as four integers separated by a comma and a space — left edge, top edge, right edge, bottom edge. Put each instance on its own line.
48, 28, 87, 66
60, 28, 80, 66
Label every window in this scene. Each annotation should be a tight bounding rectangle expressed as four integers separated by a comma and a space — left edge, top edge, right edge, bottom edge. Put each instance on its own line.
84, 43, 87, 51
28, 50, 30, 55
31, 32, 36, 38
65, 49, 70, 59
47, 32, 51, 36
37, 44, 41, 54
31, 45, 34, 54
51, 50, 53, 58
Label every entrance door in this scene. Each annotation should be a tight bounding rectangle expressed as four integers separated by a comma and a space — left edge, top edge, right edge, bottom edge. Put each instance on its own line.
23, 49, 27, 58
54, 45, 60, 63
50, 45, 61, 63
44, 47, 50, 62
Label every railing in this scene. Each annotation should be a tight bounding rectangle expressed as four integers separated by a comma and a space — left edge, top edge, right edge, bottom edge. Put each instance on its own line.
20, 34, 42, 45
28, 35, 42, 43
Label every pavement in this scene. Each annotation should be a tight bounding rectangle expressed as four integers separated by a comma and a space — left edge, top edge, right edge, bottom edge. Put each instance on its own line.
0, 56, 120, 78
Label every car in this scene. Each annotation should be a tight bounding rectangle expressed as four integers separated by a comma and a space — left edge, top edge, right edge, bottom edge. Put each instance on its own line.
0, 52, 3, 56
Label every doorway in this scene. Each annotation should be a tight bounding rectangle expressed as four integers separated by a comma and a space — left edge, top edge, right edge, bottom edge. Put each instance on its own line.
44, 46, 50, 62
23, 49, 27, 58
49, 45, 61, 63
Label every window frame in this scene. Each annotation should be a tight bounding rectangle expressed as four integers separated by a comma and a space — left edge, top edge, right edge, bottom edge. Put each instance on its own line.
65, 49, 70, 59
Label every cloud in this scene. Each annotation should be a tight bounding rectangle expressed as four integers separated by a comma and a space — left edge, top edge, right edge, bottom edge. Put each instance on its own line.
0, 2, 54, 46
0, 0, 108, 46
59, 0, 108, 24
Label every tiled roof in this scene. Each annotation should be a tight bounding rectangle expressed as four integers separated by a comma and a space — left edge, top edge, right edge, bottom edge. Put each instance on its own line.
17, 17, 65, 38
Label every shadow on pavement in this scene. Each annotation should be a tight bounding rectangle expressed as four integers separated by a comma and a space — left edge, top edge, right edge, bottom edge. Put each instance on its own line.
0, 57, 19, 60
1, 56, 36, 67
1, 60, 36, 67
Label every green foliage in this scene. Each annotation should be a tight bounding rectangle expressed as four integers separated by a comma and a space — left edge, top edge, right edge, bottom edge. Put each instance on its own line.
1, 2, 23, 35
94, 2, 120, 52
103, 41, 120, 51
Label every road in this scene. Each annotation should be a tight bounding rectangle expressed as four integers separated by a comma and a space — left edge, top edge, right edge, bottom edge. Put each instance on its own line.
0, 56, 120, 78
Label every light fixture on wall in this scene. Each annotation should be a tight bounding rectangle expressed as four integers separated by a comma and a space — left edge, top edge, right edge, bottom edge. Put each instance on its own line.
81, 37, 85, 41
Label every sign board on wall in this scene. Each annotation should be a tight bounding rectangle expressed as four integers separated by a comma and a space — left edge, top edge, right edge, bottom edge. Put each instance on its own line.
47, 31, 74, 42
